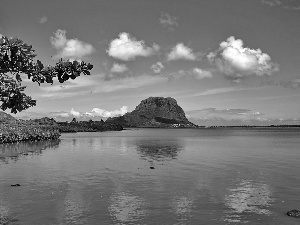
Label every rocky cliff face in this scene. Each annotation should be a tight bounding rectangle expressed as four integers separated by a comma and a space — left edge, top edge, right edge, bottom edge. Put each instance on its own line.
106, 97, 198, 128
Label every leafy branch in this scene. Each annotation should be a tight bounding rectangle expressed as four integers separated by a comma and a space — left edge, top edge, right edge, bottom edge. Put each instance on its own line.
0, 36, 93, 113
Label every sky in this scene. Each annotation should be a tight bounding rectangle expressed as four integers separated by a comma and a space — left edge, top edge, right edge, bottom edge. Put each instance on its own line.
1, 0, 300, 126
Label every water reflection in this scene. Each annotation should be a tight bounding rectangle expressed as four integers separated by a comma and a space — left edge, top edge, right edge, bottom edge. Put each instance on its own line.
135, 139, 183, 162
62, 184, 91, 225
171, 195, 194, 223
108, 192, 147, 223
0, 139, 60, 161
223, 179, 274, 223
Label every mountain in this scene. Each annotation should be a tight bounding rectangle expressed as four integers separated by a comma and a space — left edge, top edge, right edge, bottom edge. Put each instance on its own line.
106, 97, 198, 128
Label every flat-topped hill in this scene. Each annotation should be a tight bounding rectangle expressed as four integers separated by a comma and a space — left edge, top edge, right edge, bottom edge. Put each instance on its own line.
106, 97, 198, 128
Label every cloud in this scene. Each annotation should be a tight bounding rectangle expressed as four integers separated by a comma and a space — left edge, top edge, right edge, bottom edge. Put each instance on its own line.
207, 36, 279, 81
261, 0, 282, 6
39, 16, 48, 24
186, 108, 268, 124
167, 43, 201, 61
70, 108, 81, 117
187, 86, 262, 97
261, 0, 300, 10
172, 67, 213, 80
40, 75, 95, 93
187, 108, 300, 126
107, 32, 160, 61
110, 63, 129, 73
159, 12, 178, 30
91, 106, 128, 117
56, 106, 128, 119
192, 68, 213, 79
95, 75, 168, 93
40, 73, 168, 99
151, 62, 164, 74
280, 79, 300, 89
50, 29, 95, 61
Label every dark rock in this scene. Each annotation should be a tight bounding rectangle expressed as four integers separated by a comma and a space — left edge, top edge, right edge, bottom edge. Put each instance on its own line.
287, 209, 300, 218
150, 166, 155, 169
11, 184, 21, 187
106, 97, 198, 128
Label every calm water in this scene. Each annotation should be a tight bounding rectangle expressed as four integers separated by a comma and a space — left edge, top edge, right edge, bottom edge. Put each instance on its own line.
0, 128, 300, 225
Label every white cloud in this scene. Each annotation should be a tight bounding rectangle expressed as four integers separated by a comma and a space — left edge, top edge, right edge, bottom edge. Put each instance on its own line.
50, 29, 94, 61
107, 32, 160, 61
110, 63, 129, 73
39, 16, 48, 24
207, 36, 279, 81
57, 106, 128, 119
151, 62, 164, 74
70, 108, 81, 117
159, 12, 178, 30
192, 68, 213, 79
167, 43, 200, 61
91, 106, 128, 117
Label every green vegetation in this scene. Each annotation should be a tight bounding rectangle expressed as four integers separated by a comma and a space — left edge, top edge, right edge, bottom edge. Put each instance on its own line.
0, 123, 60, 144
0, 35, 93, 113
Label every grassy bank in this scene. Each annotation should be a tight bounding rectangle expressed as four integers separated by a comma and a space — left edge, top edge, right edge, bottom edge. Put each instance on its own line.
0, 124, 60, 144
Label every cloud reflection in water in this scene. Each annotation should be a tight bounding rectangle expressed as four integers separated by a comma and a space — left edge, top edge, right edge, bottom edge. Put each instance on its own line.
108, 192, 147, 224
223, 180, 274, 223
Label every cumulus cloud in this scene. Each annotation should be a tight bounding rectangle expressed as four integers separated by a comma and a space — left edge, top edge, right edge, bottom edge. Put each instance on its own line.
110, 63, 129, 73
91, 106, 128, 117
56, 106, 128, 119
39, 16, 48, 24
70, 108, 81, 117
50, 29, 95, 61
207, 36, 279, 81
107, 32, 160, 61
151, 62, 164, 74
167, 43, 201, 61
159, 12, 178, 30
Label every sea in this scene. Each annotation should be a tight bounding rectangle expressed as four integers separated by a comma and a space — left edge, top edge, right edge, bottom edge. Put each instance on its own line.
0, 128, 300, 225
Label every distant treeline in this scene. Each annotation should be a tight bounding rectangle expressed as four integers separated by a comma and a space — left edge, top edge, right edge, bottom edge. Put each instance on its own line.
204, 125, 300, 128
0, 116, 123, 144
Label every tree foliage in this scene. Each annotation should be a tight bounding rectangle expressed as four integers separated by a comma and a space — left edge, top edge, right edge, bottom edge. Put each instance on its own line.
0, 36, 93, 113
